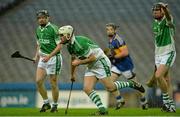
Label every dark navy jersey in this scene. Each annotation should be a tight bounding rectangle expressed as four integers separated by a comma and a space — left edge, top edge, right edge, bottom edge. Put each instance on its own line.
108, 34, 134, 71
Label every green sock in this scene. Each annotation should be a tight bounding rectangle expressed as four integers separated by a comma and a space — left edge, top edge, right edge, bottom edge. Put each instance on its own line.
52, 103, 58, 107
162, 93, 170, 104
169, 98, 175, 107
114, 81, 134, 89
88, 90, 106, 112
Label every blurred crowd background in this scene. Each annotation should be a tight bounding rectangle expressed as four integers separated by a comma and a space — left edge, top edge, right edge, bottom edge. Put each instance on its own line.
0, 0, 180, 108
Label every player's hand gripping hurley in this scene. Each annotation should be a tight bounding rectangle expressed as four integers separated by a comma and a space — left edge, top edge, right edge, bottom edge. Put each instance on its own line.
65, 56, 76, 115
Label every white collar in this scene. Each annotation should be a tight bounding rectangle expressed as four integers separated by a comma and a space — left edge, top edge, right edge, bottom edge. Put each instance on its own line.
39, 22, 50, 29
45, 22, 50, 27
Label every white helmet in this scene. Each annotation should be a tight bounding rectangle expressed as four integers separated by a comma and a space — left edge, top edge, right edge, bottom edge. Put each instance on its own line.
58, 25, 74, 37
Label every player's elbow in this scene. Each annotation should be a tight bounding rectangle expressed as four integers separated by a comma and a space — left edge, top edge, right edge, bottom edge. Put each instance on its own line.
88, 55, 96, 62
120, 48, 129, 57
123, 50, 129, 57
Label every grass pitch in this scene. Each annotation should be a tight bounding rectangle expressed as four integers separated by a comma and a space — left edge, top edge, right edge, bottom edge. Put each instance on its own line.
0, 108, 179, 116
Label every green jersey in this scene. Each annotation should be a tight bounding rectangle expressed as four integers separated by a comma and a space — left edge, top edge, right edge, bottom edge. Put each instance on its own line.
153, 16, 176, 55
67, 36, 104, 59
36, 22, 60, 55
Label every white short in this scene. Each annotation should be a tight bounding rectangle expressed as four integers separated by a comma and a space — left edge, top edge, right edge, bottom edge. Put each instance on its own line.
111, 66, 134, 79
85, 57, 111, 79
155, 51, 176, 68
38, 55, 62, 75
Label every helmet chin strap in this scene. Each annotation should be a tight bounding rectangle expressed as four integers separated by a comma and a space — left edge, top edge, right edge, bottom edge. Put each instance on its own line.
64, 40, 70, 44
70, 29, 74, 39
68, 29, 75, 44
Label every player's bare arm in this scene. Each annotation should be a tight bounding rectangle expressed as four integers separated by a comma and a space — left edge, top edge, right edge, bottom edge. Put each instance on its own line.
33, 44, 40, 63
72, 54, 96, 66
42, 44, 62, 62
114, 46, 129, 59
160, 3, 174, 28
159, 3, 171, 21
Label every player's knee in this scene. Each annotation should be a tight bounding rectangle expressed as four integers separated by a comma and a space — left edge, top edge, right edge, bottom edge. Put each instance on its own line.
165, 77, 170, 83
83, 87, 93, 94
50, 80, 58, 89
36, 80, 43, 87
107, 88, 117, 93
106, 85, 117, 93
155, 72, 162, 80
50, 83, 58, 89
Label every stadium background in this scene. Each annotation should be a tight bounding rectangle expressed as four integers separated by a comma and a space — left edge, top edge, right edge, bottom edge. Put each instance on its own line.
0, 0, 180, 108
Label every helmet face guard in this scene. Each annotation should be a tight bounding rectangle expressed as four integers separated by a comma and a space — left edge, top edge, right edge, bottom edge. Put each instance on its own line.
59, 25, 74, 44
59, 34, 71, 44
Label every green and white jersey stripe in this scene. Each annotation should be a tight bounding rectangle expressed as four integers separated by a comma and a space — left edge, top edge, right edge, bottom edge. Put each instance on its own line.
99, 58, 111, 77
36, 22, 60, 56
67, 36, 101, 58
166, 51, 175, 66
55, 54, 62, 75
153, 16, 176, 55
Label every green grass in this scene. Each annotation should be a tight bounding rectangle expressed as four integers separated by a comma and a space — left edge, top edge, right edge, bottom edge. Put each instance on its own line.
0, 108, 180, 116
